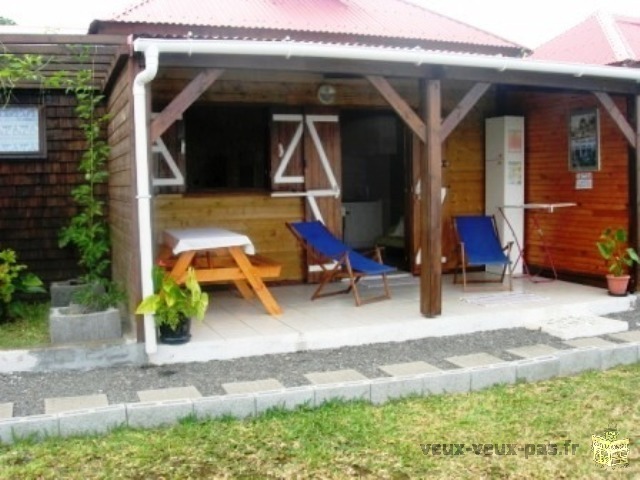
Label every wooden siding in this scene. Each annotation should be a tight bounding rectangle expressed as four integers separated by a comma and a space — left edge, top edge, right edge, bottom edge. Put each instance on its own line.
508, 91, 630, 278
107, 60, 138, 317
153, 194, 304, 281
0, 92, 101, 284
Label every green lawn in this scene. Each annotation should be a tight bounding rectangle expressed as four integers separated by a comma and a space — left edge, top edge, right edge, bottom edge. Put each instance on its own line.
0, 302, 50, 350
1, 363, 638, 479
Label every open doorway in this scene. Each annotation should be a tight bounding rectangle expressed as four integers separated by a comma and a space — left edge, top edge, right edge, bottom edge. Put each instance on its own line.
340, 110, 408, 269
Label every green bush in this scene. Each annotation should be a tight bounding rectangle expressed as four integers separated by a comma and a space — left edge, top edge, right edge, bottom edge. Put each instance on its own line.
0, 248, 45, 321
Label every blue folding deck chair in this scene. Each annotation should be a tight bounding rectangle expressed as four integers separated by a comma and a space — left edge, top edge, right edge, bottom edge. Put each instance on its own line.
452, 215, 513, 291
287, 221, 396, 306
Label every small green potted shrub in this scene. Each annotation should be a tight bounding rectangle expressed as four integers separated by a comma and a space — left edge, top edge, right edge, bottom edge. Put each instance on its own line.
596, 227, 639, 296
135, 267, 209, 344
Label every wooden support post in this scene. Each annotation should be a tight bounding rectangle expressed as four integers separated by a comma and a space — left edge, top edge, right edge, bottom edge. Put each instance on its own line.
632, 95, 640, 291
420, 79, 442, 317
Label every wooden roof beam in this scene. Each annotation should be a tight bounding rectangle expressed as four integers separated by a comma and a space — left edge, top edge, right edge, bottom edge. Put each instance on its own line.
593, 91, 637, 148
366, 75, 426, 142
150, 68, 224, 142
440, 82, 491, 141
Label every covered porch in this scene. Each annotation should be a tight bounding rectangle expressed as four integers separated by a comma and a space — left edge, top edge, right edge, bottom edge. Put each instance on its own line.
149, 275, 634, 364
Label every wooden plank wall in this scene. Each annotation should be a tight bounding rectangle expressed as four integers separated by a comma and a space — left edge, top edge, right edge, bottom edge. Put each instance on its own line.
0, 92, 97, 284
507, 90, 630, 278
106, 61, 139, 313
435, 90, 495, 271
153, 194, 305, 281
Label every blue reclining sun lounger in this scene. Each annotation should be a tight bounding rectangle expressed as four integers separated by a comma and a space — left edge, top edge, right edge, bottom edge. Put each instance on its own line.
453, 215, 513, 291
288, 220, 396, 306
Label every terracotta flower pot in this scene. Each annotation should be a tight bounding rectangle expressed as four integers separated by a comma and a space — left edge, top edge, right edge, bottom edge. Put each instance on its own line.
605, 274, 630, 297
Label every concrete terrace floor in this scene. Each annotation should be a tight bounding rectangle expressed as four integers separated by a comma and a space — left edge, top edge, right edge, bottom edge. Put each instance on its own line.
149, 273, 635, 365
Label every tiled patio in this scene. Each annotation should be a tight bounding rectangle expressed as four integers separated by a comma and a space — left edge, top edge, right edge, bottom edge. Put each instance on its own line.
149, 273, 635, 365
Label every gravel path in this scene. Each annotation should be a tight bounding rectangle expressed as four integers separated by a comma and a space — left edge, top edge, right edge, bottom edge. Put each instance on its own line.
1, 307, 638, 418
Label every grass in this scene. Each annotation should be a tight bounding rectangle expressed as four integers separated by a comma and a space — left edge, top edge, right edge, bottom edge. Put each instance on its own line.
1, 363, 639, 479
0, 302, 50, 350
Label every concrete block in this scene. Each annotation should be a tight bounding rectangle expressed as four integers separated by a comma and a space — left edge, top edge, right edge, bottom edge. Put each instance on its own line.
422, 369, 470, 395
49, 279, 88, 308
0, 415, 59, 445
557, 347, 601, 376
314, 380, 371, 406
370, 376, 423, 405
58, 405, 127, 438
515, 356, 560, 382
193, 394, 256, 420
256, 386, 314, 414
126, 399, 194, 429
599, 344, 638, 370
49, 307, 122, 344
470, 363, 516, 391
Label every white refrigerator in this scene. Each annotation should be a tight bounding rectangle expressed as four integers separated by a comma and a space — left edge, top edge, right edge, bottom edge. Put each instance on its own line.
485, 116, 525, 275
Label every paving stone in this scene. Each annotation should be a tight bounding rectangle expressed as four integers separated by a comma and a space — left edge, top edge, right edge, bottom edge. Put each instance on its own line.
256, 386, 314, 413
370, 376, 423, 404
531, 315, 627, 340
126, 400, 194, 429
378, 361, 440, 377
45, 394, 109, 414
445, 353, 504, 368
314, 380, 371, 406
305, 369, 368, 385
58, 405, 126, 438
137, 386, 202, 402
222, 378, 284, 395
422, 370, 470, 395
506, 344, 559, 359
515, 356, 560, 382
193, 394, 256, 420
470, 363, 516, 391
564, 337, 616, 349
0, 403, 13, 419
608, 331, 640, 343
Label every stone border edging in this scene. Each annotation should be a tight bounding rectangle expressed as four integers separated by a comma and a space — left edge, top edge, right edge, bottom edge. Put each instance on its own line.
1, 342, 638, 444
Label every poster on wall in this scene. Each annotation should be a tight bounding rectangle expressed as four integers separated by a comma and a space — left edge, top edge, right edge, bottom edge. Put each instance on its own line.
0, 106, 46, 158
568, 108, 599, 172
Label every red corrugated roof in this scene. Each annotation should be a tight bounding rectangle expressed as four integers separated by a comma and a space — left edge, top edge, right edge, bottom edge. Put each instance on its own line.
531, 11, 639, 65
104, 0, 521, 50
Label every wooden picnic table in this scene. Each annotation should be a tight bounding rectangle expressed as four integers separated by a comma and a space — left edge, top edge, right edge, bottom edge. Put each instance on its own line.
158, 228, 282, 316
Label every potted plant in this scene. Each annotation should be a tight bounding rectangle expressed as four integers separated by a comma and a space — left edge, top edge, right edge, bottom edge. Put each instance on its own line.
596, 227, 640, 296
135, 267, 209, 345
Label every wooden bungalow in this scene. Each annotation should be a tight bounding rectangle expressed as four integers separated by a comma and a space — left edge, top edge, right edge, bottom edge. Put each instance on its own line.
2, 2, 639, 356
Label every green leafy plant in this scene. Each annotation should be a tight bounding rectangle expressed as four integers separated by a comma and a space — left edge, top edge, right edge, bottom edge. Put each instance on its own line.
71, 281, 126, 314
596, 227, 640, 277
135, 267, 209, 330
0, 248, 46, 321
58, 68, 111, 284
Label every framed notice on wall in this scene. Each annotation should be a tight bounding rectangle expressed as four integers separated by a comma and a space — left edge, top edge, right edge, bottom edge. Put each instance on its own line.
0, 106, 46, 158
568, 108, 599, 172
